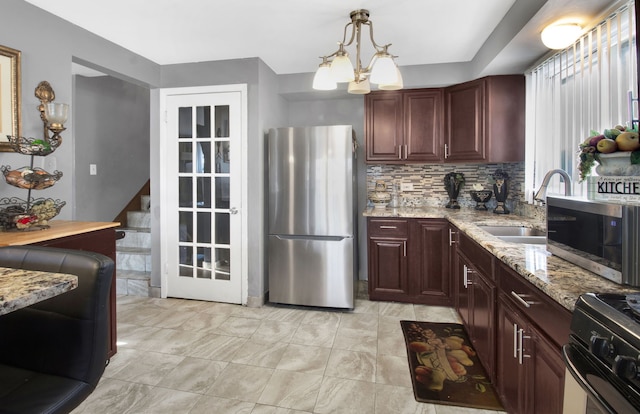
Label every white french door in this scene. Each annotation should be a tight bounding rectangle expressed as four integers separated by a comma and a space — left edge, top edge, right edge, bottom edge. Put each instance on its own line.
160, 85, 246, 304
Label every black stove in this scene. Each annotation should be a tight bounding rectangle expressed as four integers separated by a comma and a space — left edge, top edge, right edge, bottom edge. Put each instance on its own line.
564, 292, 640, 413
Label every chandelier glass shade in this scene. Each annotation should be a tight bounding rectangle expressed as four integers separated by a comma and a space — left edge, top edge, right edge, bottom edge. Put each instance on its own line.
312, 58, 337, 90
313, 9, 402, 94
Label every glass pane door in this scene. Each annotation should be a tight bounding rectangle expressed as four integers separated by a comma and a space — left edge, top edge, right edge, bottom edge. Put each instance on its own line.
164, 90, 242, 303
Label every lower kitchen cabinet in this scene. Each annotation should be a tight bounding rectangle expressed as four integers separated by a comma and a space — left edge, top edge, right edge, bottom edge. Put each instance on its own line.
367, 217, 451, 305
367, 218, 410, 300
455, 233, 496, 379
496, 262, 570, 414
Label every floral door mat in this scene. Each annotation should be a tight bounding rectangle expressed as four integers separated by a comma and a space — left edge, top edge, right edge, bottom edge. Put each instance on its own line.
400, 321, 504, 411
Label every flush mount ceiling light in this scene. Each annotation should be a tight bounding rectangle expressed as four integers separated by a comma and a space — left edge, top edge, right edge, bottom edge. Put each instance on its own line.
541, 23, 582, 49
313, 9, 402, 94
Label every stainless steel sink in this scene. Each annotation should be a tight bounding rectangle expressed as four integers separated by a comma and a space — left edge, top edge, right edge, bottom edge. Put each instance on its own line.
478, 225, 546, 244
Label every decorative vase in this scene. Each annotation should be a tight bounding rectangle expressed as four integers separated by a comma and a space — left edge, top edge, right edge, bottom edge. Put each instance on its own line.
492, 169, 510, 214
470, 190, 492, 211
444, 172, 465, 209
369, 180, 391, 209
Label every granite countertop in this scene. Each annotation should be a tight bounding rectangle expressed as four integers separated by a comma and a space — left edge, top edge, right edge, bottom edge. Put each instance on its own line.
0, 267, 78, 315
364, 206, 638, 311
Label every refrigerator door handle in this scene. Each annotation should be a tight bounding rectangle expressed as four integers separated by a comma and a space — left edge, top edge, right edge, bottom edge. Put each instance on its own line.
274, 235, 348, 242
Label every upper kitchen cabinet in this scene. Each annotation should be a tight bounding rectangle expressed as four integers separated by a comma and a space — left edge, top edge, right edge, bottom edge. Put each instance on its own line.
365, 89, 443, 163
444, 75, 525, 163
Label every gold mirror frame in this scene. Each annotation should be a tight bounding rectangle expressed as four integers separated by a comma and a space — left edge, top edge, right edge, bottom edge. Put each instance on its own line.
0, 45, 21, 152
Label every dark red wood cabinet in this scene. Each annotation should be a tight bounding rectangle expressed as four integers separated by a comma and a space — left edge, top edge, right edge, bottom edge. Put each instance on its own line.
365, 76, 524, 164
444, 75, 525, 163
455, 232, 496, 379
365, 89, 444, 163
495, 262, 570, 414
367, 217, 452, 305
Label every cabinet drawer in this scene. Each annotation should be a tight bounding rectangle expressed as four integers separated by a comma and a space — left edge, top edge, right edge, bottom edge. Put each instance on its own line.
497, 263, 571, 347
368, 218, 409, 238
458, 232, 493, 278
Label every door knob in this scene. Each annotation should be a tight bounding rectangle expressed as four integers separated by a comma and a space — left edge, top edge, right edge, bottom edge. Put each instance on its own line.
230, 207, 238, 214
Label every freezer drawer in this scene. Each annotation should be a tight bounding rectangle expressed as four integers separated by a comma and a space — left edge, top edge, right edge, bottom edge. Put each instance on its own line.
268, 235, 355, 309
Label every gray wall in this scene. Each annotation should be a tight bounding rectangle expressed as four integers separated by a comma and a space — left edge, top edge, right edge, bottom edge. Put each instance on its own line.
155, 58, 288, 304
74, 75, 150, 221
0, 0, 160, 219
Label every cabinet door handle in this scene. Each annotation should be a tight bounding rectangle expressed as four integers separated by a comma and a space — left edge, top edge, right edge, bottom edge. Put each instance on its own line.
444, 143, 449, 159
449, 229, 457, 246
380, 226, 397, 229
463, 265, 473, 288
518, 328, 531, 364
403, 240, 407, 257
404, 145, 408, 159
513, 323, 519, 358
511, 291, 532, 308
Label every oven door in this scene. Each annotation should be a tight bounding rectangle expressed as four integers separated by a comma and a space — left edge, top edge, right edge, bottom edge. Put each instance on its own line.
563, 343, 640, 414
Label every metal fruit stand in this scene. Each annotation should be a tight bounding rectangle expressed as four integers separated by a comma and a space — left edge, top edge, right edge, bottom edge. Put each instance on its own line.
1, 81, 66, 231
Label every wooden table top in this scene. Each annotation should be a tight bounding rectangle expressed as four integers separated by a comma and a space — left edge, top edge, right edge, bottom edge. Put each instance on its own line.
0, 266, 78, 315
0, 220, 120, 246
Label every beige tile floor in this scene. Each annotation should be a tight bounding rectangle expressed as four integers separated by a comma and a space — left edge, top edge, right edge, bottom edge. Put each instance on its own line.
72, 285, 505, 414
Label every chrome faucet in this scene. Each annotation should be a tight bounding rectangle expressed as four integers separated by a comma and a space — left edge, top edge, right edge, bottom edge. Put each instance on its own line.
533, 169, 572, 203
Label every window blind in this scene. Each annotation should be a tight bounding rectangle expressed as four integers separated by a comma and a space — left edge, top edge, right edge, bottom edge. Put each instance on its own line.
525, 0, 637, 201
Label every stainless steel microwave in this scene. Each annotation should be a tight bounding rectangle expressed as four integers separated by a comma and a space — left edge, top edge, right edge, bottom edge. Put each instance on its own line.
546, 196, 640, 286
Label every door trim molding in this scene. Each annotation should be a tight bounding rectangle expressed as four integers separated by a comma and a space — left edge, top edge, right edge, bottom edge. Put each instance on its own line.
158, 84, 248, 304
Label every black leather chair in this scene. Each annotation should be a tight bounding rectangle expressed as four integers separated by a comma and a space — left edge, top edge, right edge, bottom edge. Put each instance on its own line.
0, 246, 114, 414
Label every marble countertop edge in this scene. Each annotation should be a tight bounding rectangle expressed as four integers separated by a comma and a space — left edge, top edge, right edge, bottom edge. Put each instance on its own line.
0, 268, 78, 315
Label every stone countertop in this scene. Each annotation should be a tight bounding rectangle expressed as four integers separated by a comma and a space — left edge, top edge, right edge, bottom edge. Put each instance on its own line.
364, 206, 638, 311
0, 267, 78, 315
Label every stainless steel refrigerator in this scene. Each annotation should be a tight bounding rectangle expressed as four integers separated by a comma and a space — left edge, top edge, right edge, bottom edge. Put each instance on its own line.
267, 125, 358, 309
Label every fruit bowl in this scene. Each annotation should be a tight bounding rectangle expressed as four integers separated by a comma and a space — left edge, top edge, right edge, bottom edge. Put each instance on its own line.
1, 165, 63, 190
578, 126, 640, 181
0, 197, 66, 231
595, 152, 640, 176
6, 136, 59, 156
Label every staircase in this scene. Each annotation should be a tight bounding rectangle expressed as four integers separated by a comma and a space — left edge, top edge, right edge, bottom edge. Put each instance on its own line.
115, 194, 152, 297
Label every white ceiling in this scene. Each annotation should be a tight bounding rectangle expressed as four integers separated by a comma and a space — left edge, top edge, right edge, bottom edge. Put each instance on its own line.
25, 0, 618, 77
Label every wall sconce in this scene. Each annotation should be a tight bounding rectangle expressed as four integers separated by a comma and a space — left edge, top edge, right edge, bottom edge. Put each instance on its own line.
541, 23, 582, 50
7, 81, 68, 155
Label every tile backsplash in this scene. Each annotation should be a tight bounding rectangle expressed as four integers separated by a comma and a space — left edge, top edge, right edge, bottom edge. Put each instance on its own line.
367, 162, 527, 214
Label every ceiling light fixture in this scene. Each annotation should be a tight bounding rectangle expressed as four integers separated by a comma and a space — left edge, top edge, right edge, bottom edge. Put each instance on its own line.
541, 23, 582, 50
313, 9, 402, 94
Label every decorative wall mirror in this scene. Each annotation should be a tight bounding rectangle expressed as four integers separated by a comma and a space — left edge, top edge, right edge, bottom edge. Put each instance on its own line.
0, 45, 21, 152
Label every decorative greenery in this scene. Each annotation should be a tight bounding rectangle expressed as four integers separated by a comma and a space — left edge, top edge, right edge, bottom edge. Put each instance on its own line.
491, 169, 509, 181
444, 172, 465, 187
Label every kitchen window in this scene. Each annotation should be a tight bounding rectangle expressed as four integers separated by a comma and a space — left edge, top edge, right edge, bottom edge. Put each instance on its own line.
525, 0, 637, 200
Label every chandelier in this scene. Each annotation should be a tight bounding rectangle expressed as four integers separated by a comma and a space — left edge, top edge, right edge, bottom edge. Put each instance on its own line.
312, 9, 403, 94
